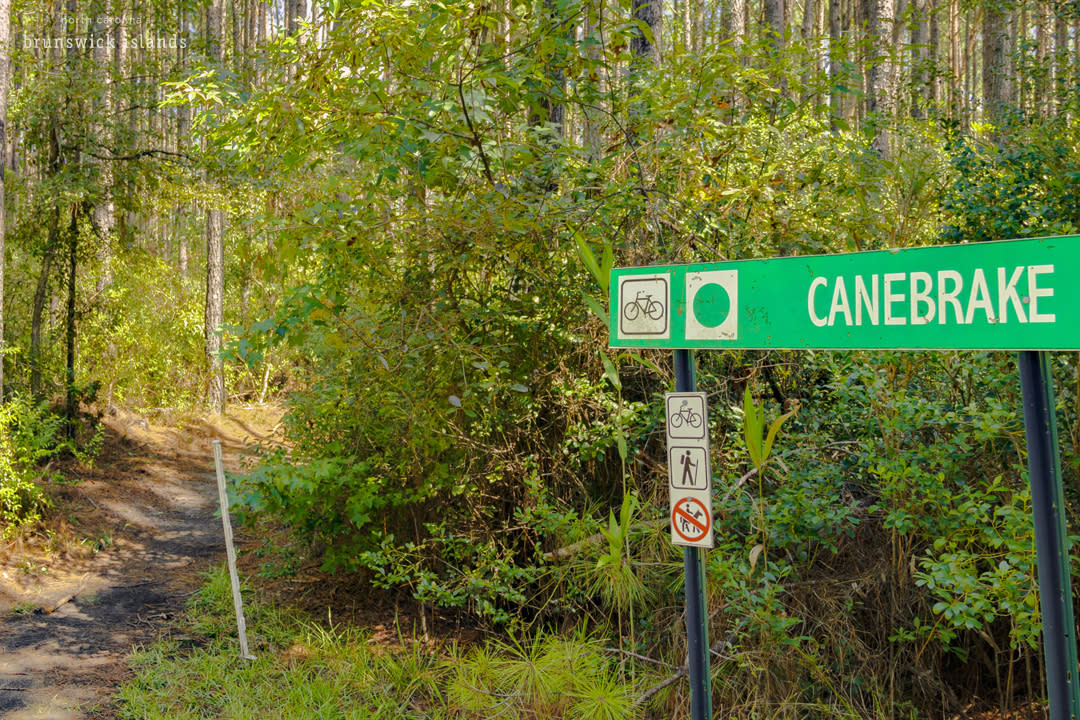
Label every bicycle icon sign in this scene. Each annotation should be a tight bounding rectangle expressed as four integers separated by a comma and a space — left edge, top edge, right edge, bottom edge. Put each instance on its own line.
666, 393, 707, 441
669, 400, 702, 429
617, 275, 669, 339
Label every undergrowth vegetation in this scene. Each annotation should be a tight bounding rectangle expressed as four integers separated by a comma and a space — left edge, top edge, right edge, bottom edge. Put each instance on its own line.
118, 565, 648, 720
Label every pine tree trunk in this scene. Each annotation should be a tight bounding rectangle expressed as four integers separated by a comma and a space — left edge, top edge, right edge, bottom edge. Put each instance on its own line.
205, 0, 226, 413
92, 4, 114, 293
829, 0, 842, 123
927, 0, 938, 105
983, 1, 1009, 124
730, 0, 745, 50
31, 206, 58, 399
802, 0, 817, 40
866, 0, 893, 156
630, 0, 660, 62
1053, 7, 1067, 113
693, 0, 704, 54
911, 0, 928, 117
0, 0, 9, 402
65, 206, 77, 434
765, 0, 785, 51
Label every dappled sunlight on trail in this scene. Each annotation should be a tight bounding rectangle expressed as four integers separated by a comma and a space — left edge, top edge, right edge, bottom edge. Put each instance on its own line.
0, 407, 278, 718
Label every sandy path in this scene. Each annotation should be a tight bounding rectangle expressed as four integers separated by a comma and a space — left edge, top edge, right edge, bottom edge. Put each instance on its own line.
0, 410, 272, 719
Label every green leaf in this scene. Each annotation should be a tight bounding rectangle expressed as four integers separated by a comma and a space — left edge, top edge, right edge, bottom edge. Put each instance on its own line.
743, 386, 763, 468
618, 352, 662, 377
601, 353, 621, 391
584, 294, 607, 324
574, 232, 604, 290
761, 407, 798, 464
600, 241, 614, 294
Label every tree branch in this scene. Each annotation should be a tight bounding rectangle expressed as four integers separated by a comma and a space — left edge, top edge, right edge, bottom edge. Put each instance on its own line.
456, 67, 495, 186
62, 145, 192, 163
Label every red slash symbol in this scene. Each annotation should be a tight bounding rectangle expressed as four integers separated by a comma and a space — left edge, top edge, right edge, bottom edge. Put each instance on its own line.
671, 497, 710, 543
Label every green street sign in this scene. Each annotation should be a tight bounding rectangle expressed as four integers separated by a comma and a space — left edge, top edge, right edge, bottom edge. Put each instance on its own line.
609, 236, 1080, 351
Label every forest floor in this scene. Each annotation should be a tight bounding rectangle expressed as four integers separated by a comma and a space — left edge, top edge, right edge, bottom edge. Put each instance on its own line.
0, 405, 284, 719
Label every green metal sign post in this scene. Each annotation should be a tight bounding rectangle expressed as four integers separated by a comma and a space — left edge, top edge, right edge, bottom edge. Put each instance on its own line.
610, 235, 1080, 720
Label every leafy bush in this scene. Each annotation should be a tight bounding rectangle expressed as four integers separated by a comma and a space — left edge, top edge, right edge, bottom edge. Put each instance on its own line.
0, 396, 62, 536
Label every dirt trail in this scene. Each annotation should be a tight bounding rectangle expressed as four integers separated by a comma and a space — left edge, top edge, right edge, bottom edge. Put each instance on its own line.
0, 407, 280, 719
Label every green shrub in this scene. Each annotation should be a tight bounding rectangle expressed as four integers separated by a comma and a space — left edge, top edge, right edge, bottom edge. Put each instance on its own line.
0, 396, 62, 536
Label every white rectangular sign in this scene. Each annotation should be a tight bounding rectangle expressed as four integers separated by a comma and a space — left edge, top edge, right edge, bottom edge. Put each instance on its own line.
665, 392, 714, 548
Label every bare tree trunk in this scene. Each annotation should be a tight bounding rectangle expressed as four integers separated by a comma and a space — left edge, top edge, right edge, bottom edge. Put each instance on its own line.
31, 206, 59, 398
1034, 3, 1046, 113
829, 0, 842, 123
257, 0, 266, 48
65, 206, 77, 434
729, 0, 746, 50
765, 0, 785, 51
927, 0, 939, 105
630, 0, 660, 62
0, 0, 9, 402
983, 0, 1009, 124
694, 0, 705, 54
948, 0, 957, 118
866, 0, 894, 156
911, 0, 928, 117
205, 0, 226, 413
1017, 5, 1027, 112
92, 5, 114, 293
802, 0, 817, 40
1053, 6, 1067, 114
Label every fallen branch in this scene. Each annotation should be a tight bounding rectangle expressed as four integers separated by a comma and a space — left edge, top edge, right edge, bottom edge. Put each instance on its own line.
42, 585, 85, 614
634, 632, 736, 708
634, 666, 686, 707
719, 466, 760, 504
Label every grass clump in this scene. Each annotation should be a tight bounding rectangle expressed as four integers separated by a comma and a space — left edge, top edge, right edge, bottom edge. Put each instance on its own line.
116, 565, 644, 719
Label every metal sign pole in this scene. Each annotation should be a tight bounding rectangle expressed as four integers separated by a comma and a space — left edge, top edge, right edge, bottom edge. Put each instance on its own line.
1018, 350, 1080, 720
673, 349, 712, 720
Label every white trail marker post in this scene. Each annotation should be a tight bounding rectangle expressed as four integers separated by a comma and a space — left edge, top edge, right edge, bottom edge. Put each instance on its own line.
212, 440, 256, 661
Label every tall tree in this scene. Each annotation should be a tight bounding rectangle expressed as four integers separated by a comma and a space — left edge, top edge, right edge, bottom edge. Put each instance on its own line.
866, 0, 894, 156
829, 0, 843, 123
205, 0, 226, 413
629, 0, 660, 62
1053, 4, 1068, 113
982, 0, 1009, 124
0, 0, 8, 402
92, 5, 114, 293
765, 0, 785, 51
728, 0, 747, 50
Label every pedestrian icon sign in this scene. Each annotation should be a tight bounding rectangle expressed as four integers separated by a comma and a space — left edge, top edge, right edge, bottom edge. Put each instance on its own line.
670, 446, 709, 489
617, 273, 670, 341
